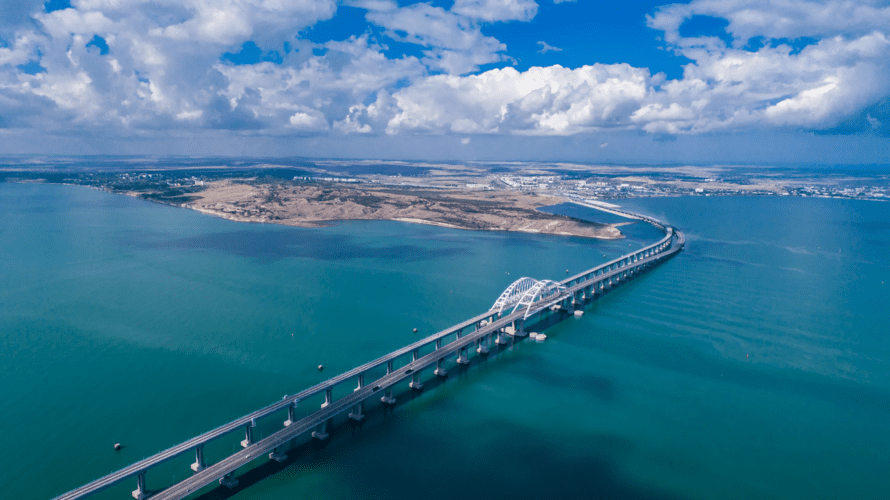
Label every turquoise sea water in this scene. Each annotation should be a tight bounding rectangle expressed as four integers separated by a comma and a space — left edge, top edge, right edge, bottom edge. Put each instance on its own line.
2, 183, 888, 500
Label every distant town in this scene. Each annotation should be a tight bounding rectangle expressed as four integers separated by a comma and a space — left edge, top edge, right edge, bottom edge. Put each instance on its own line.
4, 157, 881, 201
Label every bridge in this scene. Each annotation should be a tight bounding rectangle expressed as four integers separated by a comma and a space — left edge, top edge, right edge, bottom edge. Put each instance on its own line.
54, 206, 684, 500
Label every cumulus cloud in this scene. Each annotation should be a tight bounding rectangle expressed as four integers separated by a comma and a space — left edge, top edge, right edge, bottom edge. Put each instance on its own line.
381, 0, 890, 136
649, 0, 890, 47
365, 2, 507, 74
0, 0, 888, 142
386, 64, 651, 135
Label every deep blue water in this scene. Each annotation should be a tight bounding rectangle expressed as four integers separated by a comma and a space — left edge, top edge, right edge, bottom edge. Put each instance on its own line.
1, 183, 888, 500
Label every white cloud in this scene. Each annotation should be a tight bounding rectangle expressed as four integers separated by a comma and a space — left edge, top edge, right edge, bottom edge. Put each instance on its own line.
649, 0, 890, 47
0, 0, 888, 142
289, 109, 329, 131
641, 31, 890, 133
0, 34, 37, 66
386, 64, 651, 135
451, 0, 538, 22
366, 3, 507, 74
537, 41, 562, 54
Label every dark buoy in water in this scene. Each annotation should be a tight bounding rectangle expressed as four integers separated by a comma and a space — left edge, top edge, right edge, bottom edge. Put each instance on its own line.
114, 443, 121, 451
565, 269, 569, 273
317, 364, 323, 371
413, 328, 418, 333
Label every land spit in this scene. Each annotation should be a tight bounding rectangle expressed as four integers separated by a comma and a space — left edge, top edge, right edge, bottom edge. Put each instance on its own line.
134, 180, 624, 240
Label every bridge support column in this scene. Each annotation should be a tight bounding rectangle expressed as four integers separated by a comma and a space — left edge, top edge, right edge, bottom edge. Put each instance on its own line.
476, 336, 489, 355
132, 472, 147, 500
354, 373, 365, 392
435, 358, 448, 377
349, 401, 365, 421
269, 447, 288, 463
284, 400, 298, 427
312, 420, 329, 440
456, 347, 469, 365
191, 446, 206, 473
496, 329, 508, 345
410, 349, 424, 389
219, 473, 239, 489
514, 319, 526, 337
410, 371, 424, 390
380, 386, 396, 405
321, 388, 332, 408
240, 422, 254, 448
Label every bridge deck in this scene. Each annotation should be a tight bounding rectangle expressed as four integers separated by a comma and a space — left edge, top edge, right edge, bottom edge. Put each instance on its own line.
53, 208, 684, 500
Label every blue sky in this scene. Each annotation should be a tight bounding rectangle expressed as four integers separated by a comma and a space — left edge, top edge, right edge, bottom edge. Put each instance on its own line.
0, 0, 888, 163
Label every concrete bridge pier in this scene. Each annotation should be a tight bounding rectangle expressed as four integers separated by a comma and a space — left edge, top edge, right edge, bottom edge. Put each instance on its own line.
321, 388, 332, 409
269, 447, 288, 463
348, 401, 365, 421
410, 371, 424, 390
218, 473, 239, 489
354, 374, 365, 392
456, 346, 469, 365
513, 319, 526, 337
284, 400, 298, 427
410, 349, 424, 390
496, 328, 509, 345
435, 357, 448, 377
240, 421, 254, 448
476, 335, 489, 354
312, 420, 329, 440
434, 339, 448, 376
380, 386, 396, 405
564, 296, 575, 313
131, 472, 146, 500
190, 446, 206, 473
456, 328, 471, 359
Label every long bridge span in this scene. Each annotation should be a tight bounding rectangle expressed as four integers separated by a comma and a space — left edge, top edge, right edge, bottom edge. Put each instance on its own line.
54, 204, 684, 500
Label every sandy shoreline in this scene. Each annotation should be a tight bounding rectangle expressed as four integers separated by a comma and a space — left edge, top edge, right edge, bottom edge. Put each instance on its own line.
176, 180, 624, 240
107, 180, 625, 240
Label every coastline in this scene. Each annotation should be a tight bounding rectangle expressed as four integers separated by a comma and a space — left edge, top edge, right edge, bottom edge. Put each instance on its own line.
156, 180, 626, 240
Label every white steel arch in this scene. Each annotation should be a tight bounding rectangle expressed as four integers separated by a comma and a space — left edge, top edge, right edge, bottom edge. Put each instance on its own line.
491, 277, 539, 315
511, 280, 566, 319
491, 278, 566, 319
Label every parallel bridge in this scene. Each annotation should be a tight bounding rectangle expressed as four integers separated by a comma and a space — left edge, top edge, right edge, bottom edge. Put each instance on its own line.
54, 206, 684, 500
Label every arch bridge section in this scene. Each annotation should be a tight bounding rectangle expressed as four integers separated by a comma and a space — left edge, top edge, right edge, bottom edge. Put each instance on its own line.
491, 278, 567, 319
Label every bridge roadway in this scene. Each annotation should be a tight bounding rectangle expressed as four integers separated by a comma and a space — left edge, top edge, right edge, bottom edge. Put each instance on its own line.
54, 215, 684, 500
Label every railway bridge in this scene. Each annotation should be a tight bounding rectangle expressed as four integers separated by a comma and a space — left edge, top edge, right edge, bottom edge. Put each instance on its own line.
54, 206, 684, 500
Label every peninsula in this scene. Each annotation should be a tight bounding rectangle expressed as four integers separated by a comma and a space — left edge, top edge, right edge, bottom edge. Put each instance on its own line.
181, 180, 622, 239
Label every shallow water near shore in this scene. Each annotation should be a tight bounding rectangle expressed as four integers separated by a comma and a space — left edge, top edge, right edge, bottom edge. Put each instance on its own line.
1, 183, 889, 500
